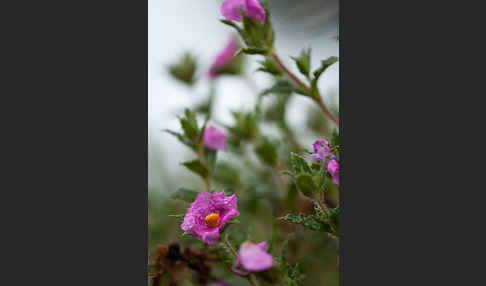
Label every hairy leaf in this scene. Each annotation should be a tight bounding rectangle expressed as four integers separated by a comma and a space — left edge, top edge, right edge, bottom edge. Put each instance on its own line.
279, 213, 322, 231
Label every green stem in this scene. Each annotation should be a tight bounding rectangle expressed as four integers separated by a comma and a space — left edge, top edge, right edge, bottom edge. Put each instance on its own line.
271, 53, 307, 90
222, 235, 238, 258
271, 52, 339, 127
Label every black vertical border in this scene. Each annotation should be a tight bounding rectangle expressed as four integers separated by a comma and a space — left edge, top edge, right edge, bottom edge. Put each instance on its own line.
2, 0, 150, 284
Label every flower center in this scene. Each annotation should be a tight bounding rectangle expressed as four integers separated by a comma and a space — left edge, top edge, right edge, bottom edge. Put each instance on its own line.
204, 213, 220, 227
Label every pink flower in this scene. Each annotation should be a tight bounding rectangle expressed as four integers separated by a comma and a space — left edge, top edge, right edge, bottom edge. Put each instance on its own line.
221, 0, 266, 23
310, 139, 333, 162
203, 126, 227, 151
181, 192, 239, 245
327, 158, 339, 185
208, 282, 230, 286
232, 241, 273, 275
209, 38, 239, 79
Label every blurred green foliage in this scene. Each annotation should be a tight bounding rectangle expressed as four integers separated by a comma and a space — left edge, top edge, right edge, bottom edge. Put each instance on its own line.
150, 1, 339, 285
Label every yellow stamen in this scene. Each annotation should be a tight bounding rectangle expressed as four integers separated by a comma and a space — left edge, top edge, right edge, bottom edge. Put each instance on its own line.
205, 213, 220, 227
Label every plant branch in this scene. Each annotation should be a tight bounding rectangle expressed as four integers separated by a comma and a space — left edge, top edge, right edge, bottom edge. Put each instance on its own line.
271, 52, 339, 127
316, 97, 339, 127
271, 53, 307, 89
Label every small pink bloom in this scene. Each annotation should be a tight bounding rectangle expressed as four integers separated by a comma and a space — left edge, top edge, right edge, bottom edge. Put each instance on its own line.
181, 192, 239, 245
209, 38, 239, 79
221, 0, 266, 23
310, 139, 333, 162
208, 282, 230, 286
327, 158, 339, 185
232, 241, 273, 275
203, 126, 227, 151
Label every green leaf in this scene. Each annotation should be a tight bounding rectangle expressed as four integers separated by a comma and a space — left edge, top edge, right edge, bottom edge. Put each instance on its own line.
291, 48, 311, 78
214, 162, 240, 186
279, 213, 322, 231
228, 111, 258, 141
262, 6, 274, 48
254, 137, 278, 167
313, 56, 338, 82
260, 79, 295, 96
222, 187, 236, 196
289, 152, 312, 174
330, 128, 340, 157
311, 56, 338, 97
170, 188, 199, 203
329, 206, 339, 230
181, 159, 209, 179
242, 47, 268, 55
241, 13, 264, 48
219, 19, 242, 33
295, 173, 317, 197
331, 128, 339, 147
168, 53, 197, 86
263, 94, 291, 122
284, 263, 304, 286
257, 58, 283, 76
280, 170, 294, 177
179, 108, 199, 142
164, 129, 195, 150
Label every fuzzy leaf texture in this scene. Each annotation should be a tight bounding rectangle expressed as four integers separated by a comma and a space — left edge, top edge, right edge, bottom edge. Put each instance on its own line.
280, 212, 334, 234
289, 152, 312, 175
284, 263, 304, 286
280, 213, 322, 231
295, 173, 317, 197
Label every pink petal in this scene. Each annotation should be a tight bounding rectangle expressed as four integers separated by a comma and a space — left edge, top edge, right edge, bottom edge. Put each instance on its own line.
238, 242, 273, 272
203, 126, 227, 151
221, 0, 246, 21
209, 37, 239, 79
327, 159, 340, 185
221, 0, 266, 22
181, 192, 239, 245
257, 241, 268, 251
245, 0, 266, 22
